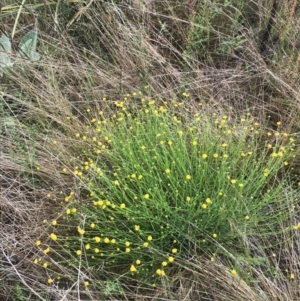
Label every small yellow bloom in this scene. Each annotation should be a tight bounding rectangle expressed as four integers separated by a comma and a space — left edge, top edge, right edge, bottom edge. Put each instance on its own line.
162, 261, 168, 266
165, 169, 171, 174
47, 278, 53, 284
186, 196, 191, 202
144, 194, 150, 199
134, 225, 140, 231
130, 265, 137, 272
53, 140, 57, 145
212, 233, 217, 238
43, 262, 48, 268
66, 209, 71, 214
125, 248, 130, 253
120, 203, 126, 209
245, 215, 250, 220
156, 269, 165, 276
94, 248, 100, 253
202, 154, 208, 159
43, 247, 50, 254
213, 153, 219, 158
36, 240, 41, 246
168, 140, 173, 146
84, 281, 89, 287
205, 198, 212, 204
104, 237, 110, 243
186, 175, 191, 180
138, 175, 143, 180
202, 203, 207, 209
231, 269, 237, 275
143, 242, 149, 247
85, 244, 90, 250
230, 179, 237, 184
290, 273, 295, 280
90, 223, 95, 228
168, 256, 174, 262
50, 233, 57, 241
171, 248, 178, 254
52, 220, 57, 226
76, 250, 82, 256
125, 241, 131, 247
77, 227, 85, 235
136, 259, 141, 265
147, 235, 153, 241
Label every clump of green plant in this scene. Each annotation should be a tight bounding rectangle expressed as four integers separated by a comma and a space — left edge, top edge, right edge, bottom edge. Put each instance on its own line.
34, 92, 295, 287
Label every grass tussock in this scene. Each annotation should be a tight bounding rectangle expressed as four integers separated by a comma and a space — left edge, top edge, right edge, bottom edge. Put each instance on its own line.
1, 0, 300, 300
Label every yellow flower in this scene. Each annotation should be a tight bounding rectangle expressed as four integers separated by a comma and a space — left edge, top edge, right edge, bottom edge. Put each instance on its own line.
84, 281, 89, 287
162, 261, 168, 267
93, 236, 101, 245
52, 220, 57, 226
171, 248, 178, 254
147, 235, 153, 241
192, 140, 197, 146
43, 262, 48, 268
230, 179, 236, 184
43, 247, 50, 254
245, 215, 250, 220
76, 250, 82, 256
186, 175, 191, 180
77, 227, 85, 235
47, 278, 53, 284
94, 248, 100, 253
71, 208, 77, 213
125, 241, 131, 247
290, 273, 295, 280
85, 244, 90, 250
205, 198, 212, 204
202, 154, 208, 159
231, 269, 237, 275
111, 238, 116, 243
36, 240, 41, 246
90, 223, 95, 228
120, 203, 126, 209
168, 140, 173, 146
66, 209, 71, 214
134, 225, 140, 231
136, 259, 141, 265
50, 233, 57, 241
168, 256, 174, 262
213, 153, 218, 158
143, 242, 149, 247
156, 269, 165, 276
186, 196, 191, 202
144, 194, 150, 199
138, 175, 143, 180
202, 203, 207, 209
125, 248, 130, 253
104, 237, 110, 243
130, 265, 137, 272
165, 169, 171, 174
212, 233, 217, 238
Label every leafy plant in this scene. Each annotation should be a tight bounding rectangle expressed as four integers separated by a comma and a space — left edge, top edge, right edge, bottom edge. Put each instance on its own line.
0, 28, 40, 76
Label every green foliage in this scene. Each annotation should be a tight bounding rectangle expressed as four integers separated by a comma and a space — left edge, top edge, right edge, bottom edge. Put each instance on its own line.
34, 92, 295, 287
0, 29, 40, 76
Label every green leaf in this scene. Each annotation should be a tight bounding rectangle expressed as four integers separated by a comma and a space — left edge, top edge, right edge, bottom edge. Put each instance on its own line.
0, 33, 13, 76
18, 28, 40, 61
